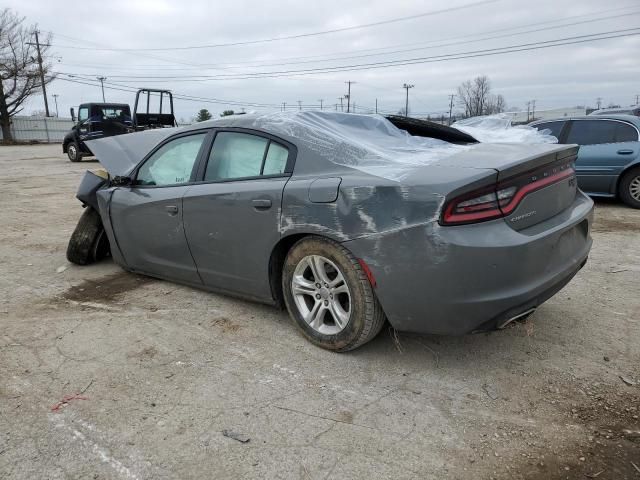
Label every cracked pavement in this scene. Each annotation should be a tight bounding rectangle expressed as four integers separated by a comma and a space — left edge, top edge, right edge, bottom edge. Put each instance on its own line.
1, 145, 639, 479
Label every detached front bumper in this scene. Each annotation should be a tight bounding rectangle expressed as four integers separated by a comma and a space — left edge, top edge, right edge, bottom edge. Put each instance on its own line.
343, 191, 594, 335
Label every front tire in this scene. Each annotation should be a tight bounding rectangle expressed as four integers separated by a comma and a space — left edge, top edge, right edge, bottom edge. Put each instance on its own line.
66, 208, 110, 265
282, 236, 385, 352
67, 142, 81, 162
619, 167, 640, 209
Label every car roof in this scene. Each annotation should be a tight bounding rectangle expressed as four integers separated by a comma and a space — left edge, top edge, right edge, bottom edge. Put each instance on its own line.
531, 114, 640, 128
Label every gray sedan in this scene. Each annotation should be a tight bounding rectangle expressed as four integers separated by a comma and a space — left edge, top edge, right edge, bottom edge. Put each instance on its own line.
67, 112, 593, 351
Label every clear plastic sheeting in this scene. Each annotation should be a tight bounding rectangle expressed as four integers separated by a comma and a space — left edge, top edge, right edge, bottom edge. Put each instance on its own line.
453, 114, 559, 144
248, 111, 470, 182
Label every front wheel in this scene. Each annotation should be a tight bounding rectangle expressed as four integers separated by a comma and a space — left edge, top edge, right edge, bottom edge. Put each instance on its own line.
66, 208, 110, 265
282, 236, 385, 352
619, 167, 640, 209
67, 142, 81, 162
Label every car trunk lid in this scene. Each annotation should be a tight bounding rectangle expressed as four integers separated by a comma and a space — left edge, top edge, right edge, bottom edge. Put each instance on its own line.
436, 143, 579, 230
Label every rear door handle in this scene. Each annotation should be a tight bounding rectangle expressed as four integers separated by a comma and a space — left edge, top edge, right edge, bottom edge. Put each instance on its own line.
165, 205, 179, 216
252, 198, 272, 210
617, 149, 634, 155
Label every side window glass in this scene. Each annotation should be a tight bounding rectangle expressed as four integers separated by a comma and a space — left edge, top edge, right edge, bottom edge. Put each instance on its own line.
565, 120, 616, 145
614, 123, 638, 142
534, 121, 565, 140
205, 132, 268, 181
78, 107, 88, 123
263, 142, 289, 175
137, 133, 206, 186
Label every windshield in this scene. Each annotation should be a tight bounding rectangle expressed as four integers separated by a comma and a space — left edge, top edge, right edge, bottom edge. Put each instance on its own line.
91, 105, 131, 120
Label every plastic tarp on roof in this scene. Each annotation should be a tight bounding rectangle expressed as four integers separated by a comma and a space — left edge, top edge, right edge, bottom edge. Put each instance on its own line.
248, 111, 470, 181
452, 114, 559, 143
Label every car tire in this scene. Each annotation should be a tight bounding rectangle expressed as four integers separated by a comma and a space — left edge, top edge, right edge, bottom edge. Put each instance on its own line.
282, 236, 385, 352
619, 167, 640, 209
66, 208, 110, 265
67, 142, 81, 162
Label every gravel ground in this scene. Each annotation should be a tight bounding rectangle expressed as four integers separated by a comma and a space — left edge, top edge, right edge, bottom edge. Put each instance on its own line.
0, 144, 638, 480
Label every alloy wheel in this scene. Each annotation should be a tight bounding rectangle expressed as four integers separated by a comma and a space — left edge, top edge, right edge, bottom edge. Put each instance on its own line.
630, 175, 640, 201
291, 255, 351, 335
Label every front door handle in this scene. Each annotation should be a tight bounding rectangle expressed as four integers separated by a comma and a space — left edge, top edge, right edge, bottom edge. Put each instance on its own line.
617, 149, 634, 155
252, 199, 272, 210
165, 205, 179, 216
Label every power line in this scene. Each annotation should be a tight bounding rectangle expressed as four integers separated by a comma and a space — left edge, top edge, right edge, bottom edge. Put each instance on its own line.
47, 5, 640, 73
49, 0, 500, 52
54, 28, 640, 82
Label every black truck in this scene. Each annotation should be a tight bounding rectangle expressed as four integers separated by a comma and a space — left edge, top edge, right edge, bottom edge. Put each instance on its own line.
63, 89, 177, 162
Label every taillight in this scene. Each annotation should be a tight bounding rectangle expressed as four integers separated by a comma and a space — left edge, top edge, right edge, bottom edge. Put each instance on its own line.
441, 163, 575, 226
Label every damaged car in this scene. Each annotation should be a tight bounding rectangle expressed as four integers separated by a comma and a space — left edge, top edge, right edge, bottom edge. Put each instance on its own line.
66, 111, 593, 351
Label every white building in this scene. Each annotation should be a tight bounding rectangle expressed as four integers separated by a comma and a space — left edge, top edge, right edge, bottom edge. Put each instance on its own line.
505, 107, 587, 124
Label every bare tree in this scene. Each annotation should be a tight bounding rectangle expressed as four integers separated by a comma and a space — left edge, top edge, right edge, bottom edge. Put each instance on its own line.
0, 9, 54, 142
456, 76, 506, 117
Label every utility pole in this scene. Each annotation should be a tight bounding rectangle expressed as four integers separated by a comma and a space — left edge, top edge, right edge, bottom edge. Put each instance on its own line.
447, 94, 455, 125
27, 30, 51, 117
375, 98, 378, 114
297, 100, 302, 111
402, 83, 414, 117
318, 99, 323, 110
97, 77, 107, 102
635, 94, 639, 105
596, 97, 602, 110
345, 81, 355, 113
526, 101, 531, 122
52, 94, 59, 117
283, 102, 286, 111
338, 97, 344, 112
531, 99, 536, 121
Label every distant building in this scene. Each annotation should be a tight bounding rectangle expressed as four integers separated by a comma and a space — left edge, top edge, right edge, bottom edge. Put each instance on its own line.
505, 107, 588, 124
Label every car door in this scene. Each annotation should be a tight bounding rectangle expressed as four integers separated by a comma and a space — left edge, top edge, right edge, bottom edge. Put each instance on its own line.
109, 131, 210, 284
182, 129, 295, 300
565, 119, 640, 195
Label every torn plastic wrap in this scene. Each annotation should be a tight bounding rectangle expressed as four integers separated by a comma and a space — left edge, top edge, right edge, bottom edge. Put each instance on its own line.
452, 114, 559, 144
247, 111, 470, 182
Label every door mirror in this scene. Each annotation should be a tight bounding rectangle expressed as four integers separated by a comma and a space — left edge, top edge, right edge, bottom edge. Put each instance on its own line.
111, 175, 133, 187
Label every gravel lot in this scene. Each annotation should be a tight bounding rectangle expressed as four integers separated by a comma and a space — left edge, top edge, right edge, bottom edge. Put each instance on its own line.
1, 144, 638, 480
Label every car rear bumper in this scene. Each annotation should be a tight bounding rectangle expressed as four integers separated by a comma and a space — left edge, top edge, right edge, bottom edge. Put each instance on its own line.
343, 191, 594, 335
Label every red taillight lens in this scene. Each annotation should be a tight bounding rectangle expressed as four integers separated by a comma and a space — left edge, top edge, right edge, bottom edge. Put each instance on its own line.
442, 186, 516, 225
441, 164, 575, 226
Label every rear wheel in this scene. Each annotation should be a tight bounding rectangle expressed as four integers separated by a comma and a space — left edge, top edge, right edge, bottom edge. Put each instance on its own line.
67, 142, 81, 162
619, 167, 640, 209
282, 236, 385, 352
66, 208, 110, 265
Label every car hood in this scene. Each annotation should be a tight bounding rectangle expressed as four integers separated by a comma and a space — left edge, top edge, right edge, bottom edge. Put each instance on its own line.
86, 128, 178, 176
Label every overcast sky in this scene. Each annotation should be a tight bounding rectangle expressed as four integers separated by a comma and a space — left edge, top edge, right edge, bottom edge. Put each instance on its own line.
7, 0, 640, 120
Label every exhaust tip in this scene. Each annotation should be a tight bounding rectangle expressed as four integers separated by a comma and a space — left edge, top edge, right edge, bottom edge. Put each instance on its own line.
498, 307, 537, 329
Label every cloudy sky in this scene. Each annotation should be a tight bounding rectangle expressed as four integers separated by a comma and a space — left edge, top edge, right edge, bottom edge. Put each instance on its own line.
7, 0, 640, 120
